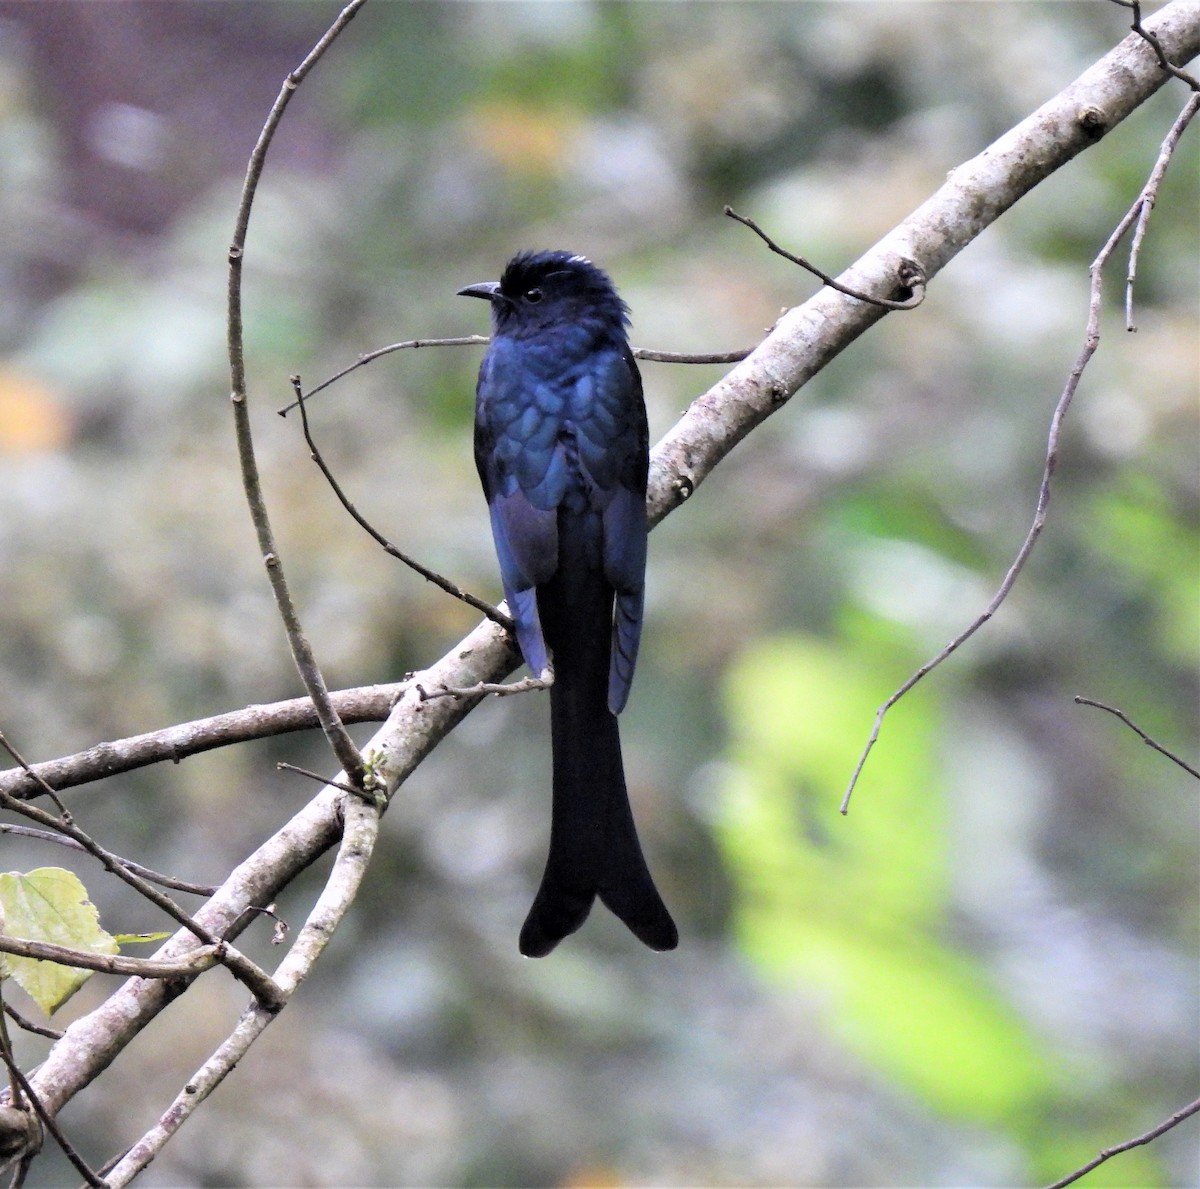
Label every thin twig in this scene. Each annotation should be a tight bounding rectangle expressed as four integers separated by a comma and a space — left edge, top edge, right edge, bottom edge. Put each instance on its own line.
0, 935, 220, 980
635, 347, 751, 364
0, 999, 102, 1186
1044, 1095, 1200, 1189
0, 825, 217, 897
102, 792, 381, 1187
1120, 0, 1200, 90
226, 0, 366, 788
275, 761, 364, 798
289, 375, 511, 630
415, 672, 554, 702
1074, 696, 1200, 778
0, 682, 409, 803
841, 138, 1170, 813
2, 1003, 62, 1042
277, 334, 487, 415
275, 337, 750, 416
1124, 90, 1200, 328
725, 205, 926, 310
0, 790, 283, 1009
0, 733, 68, 817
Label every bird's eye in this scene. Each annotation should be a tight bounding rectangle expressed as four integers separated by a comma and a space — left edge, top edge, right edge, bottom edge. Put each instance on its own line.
524, 288, 543, 304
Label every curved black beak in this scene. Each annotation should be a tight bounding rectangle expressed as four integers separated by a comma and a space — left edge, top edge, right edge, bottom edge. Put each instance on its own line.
456, 280, 501, 301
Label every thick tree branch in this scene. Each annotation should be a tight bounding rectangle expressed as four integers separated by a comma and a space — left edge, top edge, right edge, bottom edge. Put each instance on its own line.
0, 682, 407, 802
16, 0, 1200, 1139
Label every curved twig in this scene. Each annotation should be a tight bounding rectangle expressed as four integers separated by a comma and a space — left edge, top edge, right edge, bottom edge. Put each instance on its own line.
276, 336, 751, 417
841, 84, 1200, 813
290, 375, 511, 629
226, 0, 367, 787
724, 205, 926, 310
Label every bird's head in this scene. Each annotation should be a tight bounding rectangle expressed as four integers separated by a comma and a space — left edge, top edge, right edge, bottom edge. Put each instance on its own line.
457, 250, 630, 338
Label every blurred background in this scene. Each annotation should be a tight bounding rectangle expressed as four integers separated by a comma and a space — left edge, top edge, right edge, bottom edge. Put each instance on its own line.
0, 2, 1196, 1186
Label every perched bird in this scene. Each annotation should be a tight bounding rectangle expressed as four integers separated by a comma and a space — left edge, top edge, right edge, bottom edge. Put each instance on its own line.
459, 251, 677, 957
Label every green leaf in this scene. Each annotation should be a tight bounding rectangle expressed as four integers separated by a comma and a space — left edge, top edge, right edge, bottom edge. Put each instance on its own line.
0, 867, 119, 1015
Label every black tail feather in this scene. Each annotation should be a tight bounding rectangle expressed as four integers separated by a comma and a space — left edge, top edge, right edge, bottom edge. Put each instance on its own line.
521, 578, 676, 958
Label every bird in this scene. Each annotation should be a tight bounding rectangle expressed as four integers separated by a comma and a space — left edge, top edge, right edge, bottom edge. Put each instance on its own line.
458, 250, 678, 958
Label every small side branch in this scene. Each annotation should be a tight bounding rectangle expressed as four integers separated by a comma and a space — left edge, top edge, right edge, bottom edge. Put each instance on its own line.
1117, 0, 1200, 91
1044, 1095, 1200, 1189
289, 375, 511, 631
415, 671, 554, 702
1074, 696, 1200, 778
725, 205, 926, 310
0, 825, 217, 897
1124, 90, 1200, 328
276, 339, 750, 417
0, 935, 221, 981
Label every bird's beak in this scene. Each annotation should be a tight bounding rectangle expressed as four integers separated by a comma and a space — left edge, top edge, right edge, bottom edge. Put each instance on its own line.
456, 281, 501, 302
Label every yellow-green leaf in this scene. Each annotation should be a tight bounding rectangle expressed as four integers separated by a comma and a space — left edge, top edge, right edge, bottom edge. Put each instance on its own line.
0, 867, 119, 1015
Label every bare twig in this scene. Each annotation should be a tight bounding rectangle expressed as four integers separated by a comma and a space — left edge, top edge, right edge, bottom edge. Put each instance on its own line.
0, 994, 97, 1186
1045, 1095, 1200, 1189
275, 761, 364, 798
0, 825, 217, 897
415, 671, 554, 702
102, 792, 381, 1187
724, 206, 925, 310
1119, 0, 1200, 89
0, 935, 220, 981
1125, 90, 1200, 328
635, 347, 751, 364
1074, 696, 1200, 778
0, 682, 409, 803
2, 1003, 62, 1042
277, 334, 488, 415
0, 733, 68, 817
841, 86, 1200, 814
289, 375, 511, 630
226, 0, 367, 787
276, 337, 750, 417
0, 790, 283, 1010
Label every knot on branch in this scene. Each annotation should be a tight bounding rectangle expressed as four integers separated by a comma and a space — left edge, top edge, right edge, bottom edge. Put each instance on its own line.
1077, 104, 1109, 138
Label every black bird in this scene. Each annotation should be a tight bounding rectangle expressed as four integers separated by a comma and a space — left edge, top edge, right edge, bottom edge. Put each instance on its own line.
459, 251, 677, 957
